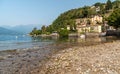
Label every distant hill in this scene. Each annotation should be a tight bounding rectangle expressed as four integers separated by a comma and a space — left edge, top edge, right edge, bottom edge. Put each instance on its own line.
8, 24, 42, 34
0, 27, 21, 35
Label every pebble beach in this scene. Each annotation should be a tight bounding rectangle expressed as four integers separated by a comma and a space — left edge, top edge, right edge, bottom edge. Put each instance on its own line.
35, 40, 120, 74
0, 39, 120, 74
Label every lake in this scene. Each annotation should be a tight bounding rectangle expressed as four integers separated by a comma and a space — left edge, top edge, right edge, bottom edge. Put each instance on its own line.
0, 35, 54, 51
0, 34, 119, 51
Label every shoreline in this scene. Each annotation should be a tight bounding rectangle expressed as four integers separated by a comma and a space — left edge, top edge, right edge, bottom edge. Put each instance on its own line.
0, 39, 119, 74
0, 44, 58, 74
33, 40, 120, 74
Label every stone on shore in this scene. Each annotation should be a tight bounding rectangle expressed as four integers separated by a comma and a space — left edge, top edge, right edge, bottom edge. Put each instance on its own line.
37, 41, 120, 74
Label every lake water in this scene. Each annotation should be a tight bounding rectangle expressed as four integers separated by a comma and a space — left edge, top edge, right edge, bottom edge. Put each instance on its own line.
0, 35, 54, 51
0, 34, 119, 51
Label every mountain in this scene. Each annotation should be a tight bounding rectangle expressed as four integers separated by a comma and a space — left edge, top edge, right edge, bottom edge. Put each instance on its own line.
0, 27, 21, 35
8, 24, 42, 34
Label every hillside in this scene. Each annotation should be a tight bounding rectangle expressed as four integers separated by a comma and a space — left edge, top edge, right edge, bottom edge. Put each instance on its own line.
0, 27, 21, 35
50, 0, 120, 31
9, 24, 42, 34
30, 0, 120, 35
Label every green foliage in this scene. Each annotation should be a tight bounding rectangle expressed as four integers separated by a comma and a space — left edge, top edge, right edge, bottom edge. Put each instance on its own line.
94, 2, 103, 7
30, 27, 41, 35
58, 29, 69, 38
41, 25, 46, 34
105, 0, 112, 10
46, 25, 54, 33
107, 8, 120, 29
30, 0, 119, 36
113, 0, 120, 9
51, 6, 97, 33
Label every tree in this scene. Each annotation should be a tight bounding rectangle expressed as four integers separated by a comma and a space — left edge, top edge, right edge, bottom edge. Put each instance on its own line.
105, 0, 112, 10
107, 8, 120, 29
30, 27, 37, 35
114, 0, 120, 9
46, 25, 54, 33
82, 6, 89, 17
30, 27, 41, 35
94, 2, 102, 7
32, 27, 37, 32
41, 25, 46, 34
58, 29, 69, 38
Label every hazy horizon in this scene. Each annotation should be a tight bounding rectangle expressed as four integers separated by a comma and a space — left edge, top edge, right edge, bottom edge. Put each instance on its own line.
0, 0, 114, 27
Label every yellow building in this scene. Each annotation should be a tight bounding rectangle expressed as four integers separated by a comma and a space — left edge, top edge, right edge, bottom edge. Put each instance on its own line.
77, 25, 102, 33
91, 15, 103, 25
75, 15, 103, 33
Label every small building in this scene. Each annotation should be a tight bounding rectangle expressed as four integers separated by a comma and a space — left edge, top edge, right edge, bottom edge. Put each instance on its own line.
96, 6, 100, 12
77, 25, 102, 33
75, 15, 103, 33
91, 15, 103, 25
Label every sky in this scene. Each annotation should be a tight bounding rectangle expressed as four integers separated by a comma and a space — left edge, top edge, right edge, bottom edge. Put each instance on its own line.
0, 0, 114, 27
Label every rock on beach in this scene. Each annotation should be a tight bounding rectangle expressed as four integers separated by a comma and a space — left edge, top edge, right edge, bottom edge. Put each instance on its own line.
36, 41, 120, 74
0, 41, 120, 74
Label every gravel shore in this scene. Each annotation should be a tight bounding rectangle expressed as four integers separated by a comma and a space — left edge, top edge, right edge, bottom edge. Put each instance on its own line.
0, 44, 65, 74
0, 39, 120, 74
32, 40, 120, 74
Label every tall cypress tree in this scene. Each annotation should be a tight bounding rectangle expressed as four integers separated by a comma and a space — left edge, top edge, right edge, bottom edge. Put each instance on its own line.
105, 0, 112, 10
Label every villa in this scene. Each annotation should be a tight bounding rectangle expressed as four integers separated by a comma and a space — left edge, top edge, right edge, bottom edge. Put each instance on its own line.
75, 15, 103, 33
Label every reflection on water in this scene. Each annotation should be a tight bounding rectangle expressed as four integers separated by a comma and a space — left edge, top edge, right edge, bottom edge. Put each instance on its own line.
68, 36, 119, 43
32, 36, 120, 44
53, 36, 120, 47
31, 36, 119, 51
0, 34, 119, 51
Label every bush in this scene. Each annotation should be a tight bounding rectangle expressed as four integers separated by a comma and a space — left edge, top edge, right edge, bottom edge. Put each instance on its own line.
58, 29, 69, 38
107, 8, 120, 29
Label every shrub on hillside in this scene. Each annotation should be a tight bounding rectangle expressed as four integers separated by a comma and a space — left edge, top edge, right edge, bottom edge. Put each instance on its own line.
58, 29, 69, 38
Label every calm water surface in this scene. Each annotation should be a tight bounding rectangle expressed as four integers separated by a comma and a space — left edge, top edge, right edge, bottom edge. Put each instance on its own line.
0, 34, 119, 51
0, 35, 54, 50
